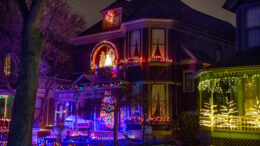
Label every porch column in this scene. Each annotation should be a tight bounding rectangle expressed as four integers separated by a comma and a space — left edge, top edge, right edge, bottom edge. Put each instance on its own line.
54, 104, 57, 127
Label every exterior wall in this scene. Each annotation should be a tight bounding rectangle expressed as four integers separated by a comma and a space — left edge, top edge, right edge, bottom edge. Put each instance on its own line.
235, 0, 260, 51
72, 18, 235, 121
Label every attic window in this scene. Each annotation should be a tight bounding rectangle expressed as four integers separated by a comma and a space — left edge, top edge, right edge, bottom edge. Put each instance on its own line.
103, 9, 120, 29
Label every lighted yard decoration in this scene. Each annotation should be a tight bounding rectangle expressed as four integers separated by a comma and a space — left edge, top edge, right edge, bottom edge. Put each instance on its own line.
200, 99, 217, 127
219, 97, 238, 128
90, 40, 119, 70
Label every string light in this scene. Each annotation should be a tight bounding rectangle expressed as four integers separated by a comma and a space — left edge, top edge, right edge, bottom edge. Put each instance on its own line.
105, 10, 116, 24
148, 56, 172, 63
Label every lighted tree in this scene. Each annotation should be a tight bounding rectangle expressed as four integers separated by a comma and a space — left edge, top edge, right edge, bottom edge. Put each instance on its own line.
100, 96, 116, 129
200, 99, 217, 127
246, 97, 260, 128
219, 97, 238, 128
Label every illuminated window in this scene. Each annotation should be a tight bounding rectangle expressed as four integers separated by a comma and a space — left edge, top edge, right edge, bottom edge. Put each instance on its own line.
151, 29, 166, 58
129, 30, 141, 57
151, 85, 166, 118
4, 55, 11, 76
243, 78, 259, 115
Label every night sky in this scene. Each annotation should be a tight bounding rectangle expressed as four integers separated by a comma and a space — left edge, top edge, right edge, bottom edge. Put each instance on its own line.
68, 0, 236, 29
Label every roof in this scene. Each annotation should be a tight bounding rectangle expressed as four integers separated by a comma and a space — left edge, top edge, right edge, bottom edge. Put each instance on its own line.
175, 44, 214, 63
79, 0, 235, 42
211, 48, 260, 68
223, 0, 240, 12
102, 0, 131, 11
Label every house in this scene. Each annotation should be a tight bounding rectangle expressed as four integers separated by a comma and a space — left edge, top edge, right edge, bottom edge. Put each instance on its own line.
53, 0, 235, 140
0, 52, 72, 130
196, 0, 260, 145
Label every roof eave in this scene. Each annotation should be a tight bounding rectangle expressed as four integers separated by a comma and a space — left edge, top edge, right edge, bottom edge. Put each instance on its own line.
223, 0, 240, 12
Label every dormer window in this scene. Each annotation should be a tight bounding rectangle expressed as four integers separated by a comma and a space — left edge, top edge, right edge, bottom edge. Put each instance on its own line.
103, 9, 121, 29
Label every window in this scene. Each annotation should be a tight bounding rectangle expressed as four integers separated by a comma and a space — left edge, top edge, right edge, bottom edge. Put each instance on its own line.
183, 70, 194, 92
129, 30, 141, 57
4, 55, 11, 76
243, 78, 259, 115
151, 84, 166, 117
247, 7, 260, 48
151, 29, 166, 58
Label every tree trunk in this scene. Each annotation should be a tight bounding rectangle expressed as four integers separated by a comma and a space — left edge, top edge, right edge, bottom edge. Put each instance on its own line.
113, 104, 119, 146
33, 78, 54, 127
7, 0, 46, 145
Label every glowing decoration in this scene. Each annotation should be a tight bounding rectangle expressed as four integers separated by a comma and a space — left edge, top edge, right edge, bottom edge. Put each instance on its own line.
90, 40, 119, 70
105, 10, 116, 24
219, 97, 238, 128
120, 57, 144, 64
148, 56, 172, 63
100, 96, 116, 129
0, 95, 9, 119
200, 99, 217, 127
90, 131, 125, 140
246, 97, 260, 128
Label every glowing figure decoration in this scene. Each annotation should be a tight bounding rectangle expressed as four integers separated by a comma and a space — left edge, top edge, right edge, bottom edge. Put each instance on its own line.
99, 51, 106, 68
90, 40, 119, 70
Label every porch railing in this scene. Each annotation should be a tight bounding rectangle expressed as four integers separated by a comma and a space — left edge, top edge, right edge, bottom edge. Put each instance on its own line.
200, 115, 260, 133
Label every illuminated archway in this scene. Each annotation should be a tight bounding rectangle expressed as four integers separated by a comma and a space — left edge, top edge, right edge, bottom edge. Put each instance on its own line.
90, 40, 119, 70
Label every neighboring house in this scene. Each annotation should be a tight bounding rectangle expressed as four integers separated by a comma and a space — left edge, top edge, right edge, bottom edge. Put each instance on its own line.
53, 0, 235, 138
0, 51, 72, 129
196, 0, 260, 145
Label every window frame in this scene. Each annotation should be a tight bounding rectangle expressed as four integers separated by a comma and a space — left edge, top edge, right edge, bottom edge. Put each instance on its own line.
183, 70, 195, 92
128, 29, 142, 58
246, 6, 260, 48
150, 28, 167, 58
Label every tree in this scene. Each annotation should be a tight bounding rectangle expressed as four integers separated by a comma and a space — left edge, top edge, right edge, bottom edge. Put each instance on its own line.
0, 0, 85, 128
7, 0, 47, 145
113, 83, 140, 145
0, 0, 22, 96
33, 0, 85, 127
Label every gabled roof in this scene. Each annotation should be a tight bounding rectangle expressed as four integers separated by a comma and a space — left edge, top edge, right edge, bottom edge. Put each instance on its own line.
175, 44, 214, 63
79, 0, 235, 42
211, 48, 260, 68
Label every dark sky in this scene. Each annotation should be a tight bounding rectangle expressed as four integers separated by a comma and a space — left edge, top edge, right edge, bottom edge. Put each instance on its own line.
68, 0, 236, 28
